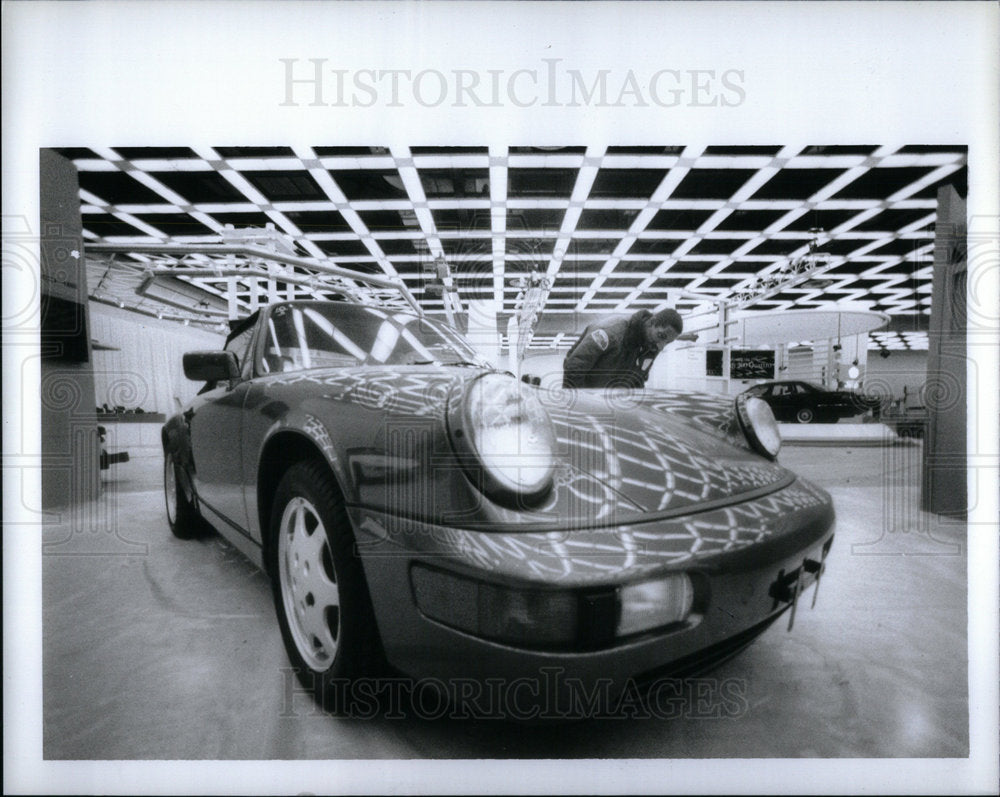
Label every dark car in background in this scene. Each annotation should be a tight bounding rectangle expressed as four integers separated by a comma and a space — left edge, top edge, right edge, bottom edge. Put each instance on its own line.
742, 380, 878, 424
163, 295, 835, 716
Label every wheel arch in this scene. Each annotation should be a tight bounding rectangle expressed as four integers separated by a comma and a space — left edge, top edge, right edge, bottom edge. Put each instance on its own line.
256, 429, 351, 573
161, 418, 196, 501
161, 416, 185, 453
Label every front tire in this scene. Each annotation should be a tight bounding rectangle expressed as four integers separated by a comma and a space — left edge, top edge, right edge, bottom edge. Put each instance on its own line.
269, 460, 382, 708
164, 451, 205, 539
795, 407, 815, 424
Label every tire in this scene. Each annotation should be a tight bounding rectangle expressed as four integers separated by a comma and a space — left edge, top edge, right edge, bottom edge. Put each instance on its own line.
268, 460, 383, 709
164, 451, 206, 539
795, 407, 815, 424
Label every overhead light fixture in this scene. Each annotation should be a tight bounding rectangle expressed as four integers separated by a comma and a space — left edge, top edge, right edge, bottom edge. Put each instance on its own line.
730, 231, 832, 309
136, 273, 229, 317
219, 224, 297, 255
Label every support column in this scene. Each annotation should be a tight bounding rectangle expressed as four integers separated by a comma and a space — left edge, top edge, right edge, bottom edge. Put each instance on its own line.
922, 185, 967, 517
811, 340, 835, 388
776, 342, 789, 378
465, 298, 501, 370
506, 316, 519, 378
39, 149, 100, 508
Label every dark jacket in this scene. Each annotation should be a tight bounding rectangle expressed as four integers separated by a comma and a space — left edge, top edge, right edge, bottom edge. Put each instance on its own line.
562, 310, 659, 389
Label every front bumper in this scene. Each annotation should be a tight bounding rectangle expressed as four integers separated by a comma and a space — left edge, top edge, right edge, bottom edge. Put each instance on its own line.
349, 478, 834, 707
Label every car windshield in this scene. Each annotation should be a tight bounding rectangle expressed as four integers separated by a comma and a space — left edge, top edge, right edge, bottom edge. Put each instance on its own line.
259, 302, 487, 374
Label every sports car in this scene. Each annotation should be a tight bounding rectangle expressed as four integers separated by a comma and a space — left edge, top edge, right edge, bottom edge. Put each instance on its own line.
163, 293, 835, 716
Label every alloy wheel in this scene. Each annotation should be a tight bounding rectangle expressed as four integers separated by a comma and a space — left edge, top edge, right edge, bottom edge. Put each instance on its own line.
277, 496, 341, 671
164, 455, 178, 526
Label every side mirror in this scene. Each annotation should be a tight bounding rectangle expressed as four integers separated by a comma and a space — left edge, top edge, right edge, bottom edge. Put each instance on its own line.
183, 351, 239, 384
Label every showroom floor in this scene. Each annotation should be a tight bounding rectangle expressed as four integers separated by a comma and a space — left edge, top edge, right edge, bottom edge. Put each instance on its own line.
41, 442, 968, 760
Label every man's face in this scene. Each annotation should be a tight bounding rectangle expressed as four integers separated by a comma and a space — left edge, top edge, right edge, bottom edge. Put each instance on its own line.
645, 319, 679, 350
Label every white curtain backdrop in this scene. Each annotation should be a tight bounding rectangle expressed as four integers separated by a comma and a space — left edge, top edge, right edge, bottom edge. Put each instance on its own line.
89, 304, 227, 414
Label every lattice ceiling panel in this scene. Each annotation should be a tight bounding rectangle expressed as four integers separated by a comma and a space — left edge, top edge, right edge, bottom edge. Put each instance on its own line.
57, 144, 966, 349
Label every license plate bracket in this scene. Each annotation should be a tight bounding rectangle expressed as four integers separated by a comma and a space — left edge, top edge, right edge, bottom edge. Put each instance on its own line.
768, 551, 827, 631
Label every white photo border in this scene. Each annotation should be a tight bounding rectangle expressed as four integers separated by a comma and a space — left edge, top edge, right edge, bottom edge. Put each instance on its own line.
3, 1, 998, 794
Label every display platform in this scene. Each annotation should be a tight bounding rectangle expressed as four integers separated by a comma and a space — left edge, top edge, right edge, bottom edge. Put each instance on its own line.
778, 422, 911, 447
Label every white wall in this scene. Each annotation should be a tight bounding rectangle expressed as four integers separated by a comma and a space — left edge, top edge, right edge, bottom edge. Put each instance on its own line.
648, 345, 709, 391
864, 349, 928, 403
89, 303, 227, 414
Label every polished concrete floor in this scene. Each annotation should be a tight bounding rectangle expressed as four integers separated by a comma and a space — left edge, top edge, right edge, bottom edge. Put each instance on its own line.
42, 442, 969, 760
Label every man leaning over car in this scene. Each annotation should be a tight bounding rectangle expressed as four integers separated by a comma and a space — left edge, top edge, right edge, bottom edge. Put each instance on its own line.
562, 307, 696, 389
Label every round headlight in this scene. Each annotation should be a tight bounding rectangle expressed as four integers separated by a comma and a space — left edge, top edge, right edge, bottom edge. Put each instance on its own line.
449, 373, 556, 505
736, 394, 781, 459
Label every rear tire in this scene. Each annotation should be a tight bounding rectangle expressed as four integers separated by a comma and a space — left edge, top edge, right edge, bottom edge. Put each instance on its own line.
164, 451, 206, 539
268, 460, 383, 711
795, 408, 815, 424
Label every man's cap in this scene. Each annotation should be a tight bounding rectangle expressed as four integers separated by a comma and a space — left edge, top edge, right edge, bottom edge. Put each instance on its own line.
650, 307, 683, 333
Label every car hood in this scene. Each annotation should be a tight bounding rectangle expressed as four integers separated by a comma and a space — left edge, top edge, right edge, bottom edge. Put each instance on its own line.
538, 387, 792, 519
272, 366, 793, 526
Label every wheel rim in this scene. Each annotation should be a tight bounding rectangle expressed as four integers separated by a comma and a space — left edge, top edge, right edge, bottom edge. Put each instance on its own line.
797, 408, 814, 423
278, 496, 340, 671
164, 455, 178, 525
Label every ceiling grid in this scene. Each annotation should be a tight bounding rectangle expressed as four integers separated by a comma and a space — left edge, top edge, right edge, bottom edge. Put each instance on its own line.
63, 144, 967, 352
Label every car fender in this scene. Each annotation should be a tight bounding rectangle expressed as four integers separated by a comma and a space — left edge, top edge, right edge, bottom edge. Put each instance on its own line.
245, 406, 355, 542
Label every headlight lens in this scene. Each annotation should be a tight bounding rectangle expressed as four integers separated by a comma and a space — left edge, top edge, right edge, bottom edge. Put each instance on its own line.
449, 373, 556, 504
617, 575, 694, 636
736, 394, 782, 459
411, 565, 697, 650
411, 565, 579, 648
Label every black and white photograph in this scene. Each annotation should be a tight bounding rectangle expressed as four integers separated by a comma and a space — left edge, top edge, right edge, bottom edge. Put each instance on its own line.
4, 2, 998, 795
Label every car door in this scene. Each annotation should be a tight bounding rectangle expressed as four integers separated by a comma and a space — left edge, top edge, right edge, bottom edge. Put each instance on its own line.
768, 383, 794, 419
188, 319, 257, 534
787, 383, 811, 413
802, 382, 838, 416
